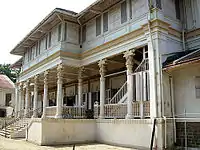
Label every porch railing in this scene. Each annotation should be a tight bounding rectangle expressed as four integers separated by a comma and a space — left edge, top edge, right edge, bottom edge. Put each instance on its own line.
98, 101, 150, 119
62, 106, 85, 119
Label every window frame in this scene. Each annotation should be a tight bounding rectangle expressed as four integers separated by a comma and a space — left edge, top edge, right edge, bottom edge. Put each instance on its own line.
96, 15, 102, 37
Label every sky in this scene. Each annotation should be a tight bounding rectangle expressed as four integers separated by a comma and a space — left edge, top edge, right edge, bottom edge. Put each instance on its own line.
0, 0, 96, 64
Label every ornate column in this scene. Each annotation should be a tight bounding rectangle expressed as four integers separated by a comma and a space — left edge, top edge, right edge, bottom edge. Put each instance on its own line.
98, 59, 107, 119
24, 80, 30, 117
42, 71, 48, 118
14, 83, 19, 117
78, 67, 84, 107
32, 75, 39, 118
124, 50, 135, 119
55, 64, 64, 118
18, 83, 23, 117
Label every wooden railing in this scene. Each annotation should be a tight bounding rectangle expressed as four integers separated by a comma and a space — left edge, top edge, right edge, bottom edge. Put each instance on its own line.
94, 101, 150, 119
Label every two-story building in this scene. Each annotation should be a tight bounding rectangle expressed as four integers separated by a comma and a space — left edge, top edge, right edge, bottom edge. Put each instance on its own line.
2, 0, 200, 149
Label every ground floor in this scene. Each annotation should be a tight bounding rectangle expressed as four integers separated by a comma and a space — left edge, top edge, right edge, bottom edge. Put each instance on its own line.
0, 136, 134, 150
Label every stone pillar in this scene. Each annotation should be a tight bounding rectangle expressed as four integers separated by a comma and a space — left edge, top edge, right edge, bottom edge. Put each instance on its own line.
24, 80, 30, 117
14, 83, 19, 117
78, 67, 84, 106
148, 40, 157, 118
18, 83, 23, 117
42, 71, 48, 118
32, 75, 39, 118
124, 50, 135, 119
98, 59, 107, 119
55, 64, 64, 118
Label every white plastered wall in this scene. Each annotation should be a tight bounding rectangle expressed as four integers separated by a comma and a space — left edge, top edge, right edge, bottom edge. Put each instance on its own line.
173, 64, 200, 118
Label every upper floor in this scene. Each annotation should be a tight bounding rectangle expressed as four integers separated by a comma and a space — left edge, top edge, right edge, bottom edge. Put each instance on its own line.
10, 0, 200, 72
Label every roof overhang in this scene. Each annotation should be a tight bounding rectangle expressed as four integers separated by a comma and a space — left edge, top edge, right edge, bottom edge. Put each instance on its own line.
10, 0, 123, 56
10, 8, 78, 56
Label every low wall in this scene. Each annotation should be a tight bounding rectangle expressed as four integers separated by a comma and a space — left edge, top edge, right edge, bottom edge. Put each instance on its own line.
27, 118, 96, 146
96, 119, 164, 149
27, 118, 166, 149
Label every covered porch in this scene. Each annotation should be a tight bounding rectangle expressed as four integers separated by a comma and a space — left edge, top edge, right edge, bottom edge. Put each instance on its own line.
15, 46, 151, 119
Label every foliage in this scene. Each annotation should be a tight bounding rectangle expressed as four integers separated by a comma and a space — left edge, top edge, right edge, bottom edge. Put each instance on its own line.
0, 64, 20, 83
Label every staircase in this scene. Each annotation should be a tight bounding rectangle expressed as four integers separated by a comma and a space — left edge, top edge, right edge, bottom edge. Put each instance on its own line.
0, 118, 30, 138
109, 81, 127, 104
0, 108, 41, 139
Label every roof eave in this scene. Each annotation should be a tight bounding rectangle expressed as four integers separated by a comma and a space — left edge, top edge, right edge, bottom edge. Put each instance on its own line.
10, 8, 78, 56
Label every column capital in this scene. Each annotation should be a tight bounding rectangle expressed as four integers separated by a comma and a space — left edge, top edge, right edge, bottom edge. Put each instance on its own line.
78, 67, 85, 79
124, 50, 135, 73
44, 70, 49, 85
25, 80, 30, 89
57, 64, 64, 78
98, 59, 107, 77
34, 75, 39, 86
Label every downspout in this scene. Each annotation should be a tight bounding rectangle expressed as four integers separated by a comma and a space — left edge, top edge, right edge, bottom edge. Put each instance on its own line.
170, 76, 176, 144
182, 0, 186, 51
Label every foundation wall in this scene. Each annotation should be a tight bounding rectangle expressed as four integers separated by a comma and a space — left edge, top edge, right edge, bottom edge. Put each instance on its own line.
27, 118, 167, 149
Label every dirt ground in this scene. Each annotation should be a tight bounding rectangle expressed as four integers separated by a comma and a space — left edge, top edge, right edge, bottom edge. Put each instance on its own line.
0, 136, 136, 150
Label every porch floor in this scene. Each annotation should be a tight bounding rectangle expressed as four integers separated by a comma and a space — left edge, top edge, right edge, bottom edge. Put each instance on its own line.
0, 136, 137, 150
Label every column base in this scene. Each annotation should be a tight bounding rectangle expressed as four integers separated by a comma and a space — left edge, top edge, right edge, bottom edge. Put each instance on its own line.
99, 115, 104, 119
125, 114, 134, 119
41, 114, 46, 119
55, 114, 62, 119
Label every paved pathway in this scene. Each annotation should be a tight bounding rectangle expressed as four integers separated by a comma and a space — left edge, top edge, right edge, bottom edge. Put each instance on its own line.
0, 136, 136, 150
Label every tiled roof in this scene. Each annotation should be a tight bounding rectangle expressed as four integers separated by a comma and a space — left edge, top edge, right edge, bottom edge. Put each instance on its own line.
163, 49, 200, 70
0, 75, 15, 89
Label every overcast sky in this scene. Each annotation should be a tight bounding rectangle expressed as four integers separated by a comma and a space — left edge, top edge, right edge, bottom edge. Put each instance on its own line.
0, 0, 96, 64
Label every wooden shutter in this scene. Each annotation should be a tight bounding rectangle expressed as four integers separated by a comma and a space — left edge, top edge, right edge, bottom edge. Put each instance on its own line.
156, 0, 162, 9
96, 16, 101, 36
82, 25, 86, 43
103, 12, 108, 33
121, 1, 127, 24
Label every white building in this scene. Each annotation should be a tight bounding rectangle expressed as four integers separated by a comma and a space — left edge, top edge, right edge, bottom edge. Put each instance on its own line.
0, 75, 15, 117
1, 0, 200, 149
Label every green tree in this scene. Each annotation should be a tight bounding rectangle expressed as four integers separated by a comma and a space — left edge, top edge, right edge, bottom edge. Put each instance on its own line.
0, 64, 20, 83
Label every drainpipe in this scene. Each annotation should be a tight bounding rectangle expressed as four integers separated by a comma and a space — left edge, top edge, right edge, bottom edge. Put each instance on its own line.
182, 0, 186, 51
169, 76, 176, 144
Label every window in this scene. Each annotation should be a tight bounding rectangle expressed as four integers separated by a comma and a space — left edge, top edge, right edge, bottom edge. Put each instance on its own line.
64, 22, 67, 41
121, 1, 127, 24
82, 25, 86, 43
129, 0, 132, 19
195, 77, 200, 98
156, 0, 162, 9
175, 0, 180, 20
5, 93, 11, 106
45, 35, 48, 49
48, 32, 51, 48
96, 16, 101, 36
38, 40, 41, 55
58, 24, 62, 41
103, 12, 108, 33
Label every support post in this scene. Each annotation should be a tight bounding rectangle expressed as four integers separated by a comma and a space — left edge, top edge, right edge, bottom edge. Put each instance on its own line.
124, 50, 135, 119
14, 83, 19, 117
32, 75, 39, 118
18, 83, 23, 117
55, 64, 64, 118
42, 71, 49, 118
98, 59, 107, 119
78, 67, 84, 106
24, 80, 30, 117
148, 40, 157, 118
